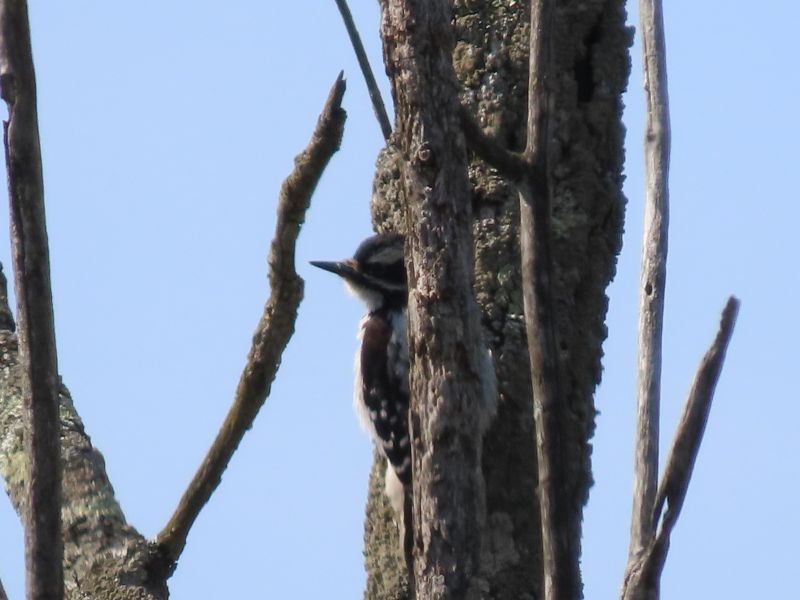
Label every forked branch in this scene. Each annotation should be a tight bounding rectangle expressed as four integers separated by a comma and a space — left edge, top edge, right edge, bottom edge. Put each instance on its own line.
621, 1, 740, 597
156, 74, 347, 564
622, 297, 739, 600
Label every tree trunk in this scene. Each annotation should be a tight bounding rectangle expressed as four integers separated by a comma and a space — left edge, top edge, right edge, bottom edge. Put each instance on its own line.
365, 1, 631, 598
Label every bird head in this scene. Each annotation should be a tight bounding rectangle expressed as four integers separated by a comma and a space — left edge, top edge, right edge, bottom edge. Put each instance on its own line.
311, 233, 407, 312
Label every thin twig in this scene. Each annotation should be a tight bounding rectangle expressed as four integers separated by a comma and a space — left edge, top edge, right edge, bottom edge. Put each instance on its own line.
0, 1, 64, 598
334, 0, 392, 139
518, 0, 575, 599
156, 73, 347, 564
629, 0, 671, 562
622, 297, 739, 600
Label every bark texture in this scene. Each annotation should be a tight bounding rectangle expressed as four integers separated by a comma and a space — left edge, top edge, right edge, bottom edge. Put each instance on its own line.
365, 1, 631, 598
0, 330, 169, 600
0, 1, 64, 596
629, 0, 670, 562
379, 1, 494, 598
364, 453, 411, 599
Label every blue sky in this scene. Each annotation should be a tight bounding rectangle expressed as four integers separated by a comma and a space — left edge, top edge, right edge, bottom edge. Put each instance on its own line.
1, 2, 797, 598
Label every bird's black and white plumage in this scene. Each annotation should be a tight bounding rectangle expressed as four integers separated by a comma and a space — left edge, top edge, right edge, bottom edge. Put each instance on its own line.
311, 232, 498, 577
310, 233, 411, 516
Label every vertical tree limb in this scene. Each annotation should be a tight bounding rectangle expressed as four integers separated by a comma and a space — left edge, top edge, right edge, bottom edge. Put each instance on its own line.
622, 297, 739, 600
629, 0, 671, 562
333, 0, 392, 140
156, 74, 347, 565
620, 2, 741, 597
0, 1, 64, 598
518, 0, 578, 598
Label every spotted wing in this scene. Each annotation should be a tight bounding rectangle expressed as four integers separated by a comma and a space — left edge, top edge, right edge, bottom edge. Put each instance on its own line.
360, 313, 411, 485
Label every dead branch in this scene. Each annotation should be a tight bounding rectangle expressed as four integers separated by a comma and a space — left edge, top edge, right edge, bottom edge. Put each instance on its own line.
0, 0, 64, 597
622, 297, 739, 600
620, 4, 742, 598
458, 105, 528, 182
629, 0, 672, 562
517, 0, 580, 599
156, 73, 347, 565
458, 0, 578, 595
334, 0, 392, 140
653, 296, 739, 524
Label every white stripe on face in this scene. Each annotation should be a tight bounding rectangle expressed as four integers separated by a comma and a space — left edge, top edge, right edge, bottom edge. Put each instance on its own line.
367, 245, 403, 266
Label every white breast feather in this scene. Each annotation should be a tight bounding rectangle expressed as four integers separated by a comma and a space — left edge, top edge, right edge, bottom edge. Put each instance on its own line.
353, 316, 378, 442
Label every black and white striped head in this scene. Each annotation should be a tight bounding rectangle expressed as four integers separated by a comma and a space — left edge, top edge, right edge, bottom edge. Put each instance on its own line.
311, 233, 407, 312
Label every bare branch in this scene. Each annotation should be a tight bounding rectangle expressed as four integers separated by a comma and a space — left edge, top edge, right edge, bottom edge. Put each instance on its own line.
517, 0, 579, 598
458, 104, 528, 182
622, 297, 740, 600
629, 0, 671, 561
0, 1, 64, 597
652, 297, 739, 541
523, 0, 554, 171
334, 0, 392, 140
156, 74, 347, 564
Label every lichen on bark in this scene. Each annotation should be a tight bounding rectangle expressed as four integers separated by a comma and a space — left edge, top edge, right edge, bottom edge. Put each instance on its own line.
363, 1, 631, 598
0, 331, 169, 600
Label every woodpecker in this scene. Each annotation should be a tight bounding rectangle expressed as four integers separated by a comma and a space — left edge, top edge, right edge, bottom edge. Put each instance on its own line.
311, 233, 411, 516
311, 232, 498, 578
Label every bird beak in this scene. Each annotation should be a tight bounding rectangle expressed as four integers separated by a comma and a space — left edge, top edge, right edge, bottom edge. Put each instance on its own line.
309, 259, 358, 280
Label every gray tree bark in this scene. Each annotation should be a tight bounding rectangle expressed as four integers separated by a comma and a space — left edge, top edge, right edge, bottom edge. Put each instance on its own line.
1, 1, 64, 597
365, 1, 631, 598
0, 320, 170, 600
378, 2, 497, 598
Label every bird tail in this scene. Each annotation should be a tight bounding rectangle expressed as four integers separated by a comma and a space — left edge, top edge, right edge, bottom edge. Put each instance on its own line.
385, 462, 415, 593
